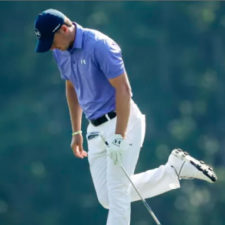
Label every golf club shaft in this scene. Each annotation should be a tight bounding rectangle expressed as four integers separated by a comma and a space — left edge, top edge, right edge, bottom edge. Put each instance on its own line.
120, 165, 161, 225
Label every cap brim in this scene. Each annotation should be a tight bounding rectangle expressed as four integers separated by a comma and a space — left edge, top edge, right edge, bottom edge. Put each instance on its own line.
35, 37, 54, 53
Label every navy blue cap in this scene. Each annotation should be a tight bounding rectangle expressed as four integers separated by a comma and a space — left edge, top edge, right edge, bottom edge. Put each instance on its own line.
34, 9, 66, 53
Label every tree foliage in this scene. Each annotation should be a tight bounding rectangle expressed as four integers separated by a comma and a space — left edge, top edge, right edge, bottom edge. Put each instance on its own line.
0, 2, 224, 225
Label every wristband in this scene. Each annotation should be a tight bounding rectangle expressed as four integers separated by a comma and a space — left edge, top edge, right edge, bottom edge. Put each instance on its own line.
72, 130, 82, 136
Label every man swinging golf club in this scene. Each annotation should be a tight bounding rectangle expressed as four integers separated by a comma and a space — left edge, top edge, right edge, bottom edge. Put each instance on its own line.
34, 9, 217, 225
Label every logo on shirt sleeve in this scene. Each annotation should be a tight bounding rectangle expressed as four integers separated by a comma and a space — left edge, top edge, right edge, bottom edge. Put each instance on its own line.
81, 59, 86, 65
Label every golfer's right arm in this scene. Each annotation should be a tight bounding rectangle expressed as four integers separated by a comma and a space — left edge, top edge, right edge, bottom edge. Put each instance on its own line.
66, 80, 87, 159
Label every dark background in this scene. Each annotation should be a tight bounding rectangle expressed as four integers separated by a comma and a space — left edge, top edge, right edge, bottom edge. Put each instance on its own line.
0, 2, 224, 225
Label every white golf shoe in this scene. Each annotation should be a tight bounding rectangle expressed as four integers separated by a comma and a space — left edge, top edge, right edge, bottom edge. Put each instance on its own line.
167, 148, 217, 183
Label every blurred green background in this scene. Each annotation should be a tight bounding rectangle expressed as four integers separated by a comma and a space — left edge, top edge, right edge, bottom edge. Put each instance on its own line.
0, 1, 224, 225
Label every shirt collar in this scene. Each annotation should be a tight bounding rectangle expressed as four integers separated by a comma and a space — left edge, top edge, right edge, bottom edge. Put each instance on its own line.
72, 22, 83, 50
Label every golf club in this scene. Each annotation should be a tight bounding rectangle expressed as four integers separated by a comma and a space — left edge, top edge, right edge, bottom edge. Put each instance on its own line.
100, 135, 162, 225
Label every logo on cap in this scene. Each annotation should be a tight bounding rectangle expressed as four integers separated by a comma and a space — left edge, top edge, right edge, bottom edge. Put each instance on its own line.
52, 23, 61, 33
35, 28, 41, 39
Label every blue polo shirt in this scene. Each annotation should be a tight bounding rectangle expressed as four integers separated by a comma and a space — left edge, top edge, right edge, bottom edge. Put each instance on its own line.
53, 23, 126, 120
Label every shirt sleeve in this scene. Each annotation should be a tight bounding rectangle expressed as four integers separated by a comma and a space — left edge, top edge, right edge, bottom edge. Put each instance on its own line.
52, 50, 69, 80
94, 38, 126, 79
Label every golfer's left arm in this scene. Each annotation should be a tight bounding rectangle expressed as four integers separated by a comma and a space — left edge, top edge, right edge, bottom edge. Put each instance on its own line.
109, 73, 132, 138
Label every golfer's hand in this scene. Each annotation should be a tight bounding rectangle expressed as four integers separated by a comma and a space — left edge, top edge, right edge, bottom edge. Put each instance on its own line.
71, 134, 88, 159
107, 134, 128, 165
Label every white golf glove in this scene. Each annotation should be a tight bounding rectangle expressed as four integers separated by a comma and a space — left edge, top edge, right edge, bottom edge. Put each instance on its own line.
107, 134, 129, 165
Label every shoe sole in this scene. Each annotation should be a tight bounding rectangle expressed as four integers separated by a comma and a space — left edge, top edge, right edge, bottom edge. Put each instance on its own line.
172, 148, 217, 183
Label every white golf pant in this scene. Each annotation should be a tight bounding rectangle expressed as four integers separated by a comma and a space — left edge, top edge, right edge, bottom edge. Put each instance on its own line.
87, 101, 180, 225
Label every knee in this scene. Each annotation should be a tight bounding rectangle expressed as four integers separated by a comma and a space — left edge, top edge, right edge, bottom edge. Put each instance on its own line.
97, 193, 109, 209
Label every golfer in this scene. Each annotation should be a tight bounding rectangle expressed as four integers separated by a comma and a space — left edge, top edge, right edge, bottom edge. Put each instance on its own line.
34, 9, 217, 225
